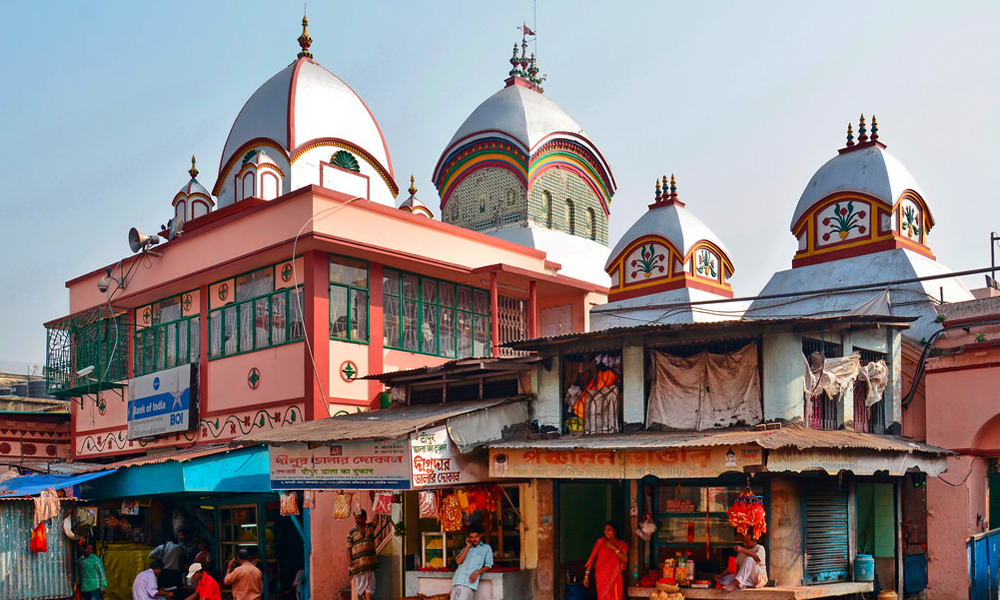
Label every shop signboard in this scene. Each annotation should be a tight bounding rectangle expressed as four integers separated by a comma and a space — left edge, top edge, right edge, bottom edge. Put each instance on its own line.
127, 363, 199, 440
269, 441, 410, 489
409, 425, 488, 488
489, 445, 763, 479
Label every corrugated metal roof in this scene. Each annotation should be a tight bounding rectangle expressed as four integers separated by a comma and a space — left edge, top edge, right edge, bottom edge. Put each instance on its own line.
504, 314, 916, 349
0, 460, 98, 476
490, 422, 949, 455
360, 355, 542, 382
76, 443, 235, 473
234, 397, 531, 446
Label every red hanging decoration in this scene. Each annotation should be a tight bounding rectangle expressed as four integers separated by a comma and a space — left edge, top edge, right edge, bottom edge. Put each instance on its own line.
727, 488, 766, 539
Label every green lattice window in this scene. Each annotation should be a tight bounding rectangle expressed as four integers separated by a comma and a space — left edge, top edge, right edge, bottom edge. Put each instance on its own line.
133, 294, 200, 377
382, 269, 490, 358
208, 264, 304, 359
46, 307, 129, 395
329, 255, 369, 343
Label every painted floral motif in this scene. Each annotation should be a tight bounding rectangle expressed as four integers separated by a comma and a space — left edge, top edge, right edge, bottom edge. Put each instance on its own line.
902, 205, 921, 238
822, 201, 867, 241
696, 250, 717, 278
629, 243, 666, 279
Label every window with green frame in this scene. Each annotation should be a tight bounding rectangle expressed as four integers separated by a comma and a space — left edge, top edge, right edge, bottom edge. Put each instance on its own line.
382, 269, 490, 358
329, 256, 369, 343
208, 266, 305, 359
134, 295, 200, 376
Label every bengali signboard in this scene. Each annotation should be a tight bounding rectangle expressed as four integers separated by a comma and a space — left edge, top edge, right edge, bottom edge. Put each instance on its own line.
269, 441, 410, 490
409, 425, 488, 488
489, 445, 763, 479
127, 364, 198, 440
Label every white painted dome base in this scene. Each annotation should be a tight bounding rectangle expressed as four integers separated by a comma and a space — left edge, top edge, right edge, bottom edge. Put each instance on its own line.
483, 223, 611, 287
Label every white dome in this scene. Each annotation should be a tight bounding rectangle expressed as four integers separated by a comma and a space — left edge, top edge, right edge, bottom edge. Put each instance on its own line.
215, 57, 394, 197
443, 83, 591, 153
791, 144, 929, 229
606, 201, 731, 271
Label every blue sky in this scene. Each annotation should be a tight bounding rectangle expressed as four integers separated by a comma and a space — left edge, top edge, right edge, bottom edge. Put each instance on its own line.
3, 1, 1000, 369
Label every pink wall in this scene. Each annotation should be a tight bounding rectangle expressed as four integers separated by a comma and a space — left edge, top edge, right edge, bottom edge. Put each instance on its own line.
926, 456, 988, 596
310, 490, 373, 598
207, 343, 304, 413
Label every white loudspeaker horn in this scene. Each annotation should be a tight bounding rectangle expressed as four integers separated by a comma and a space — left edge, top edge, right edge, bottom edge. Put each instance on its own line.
129, 227, 161, 253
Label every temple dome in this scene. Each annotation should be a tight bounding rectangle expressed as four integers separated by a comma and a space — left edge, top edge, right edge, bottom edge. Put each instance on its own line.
214, 18, 396, 206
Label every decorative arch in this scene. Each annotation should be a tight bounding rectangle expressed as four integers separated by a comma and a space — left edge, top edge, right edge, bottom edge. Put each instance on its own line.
605, 235, 734, 301
565, 199, 576, 235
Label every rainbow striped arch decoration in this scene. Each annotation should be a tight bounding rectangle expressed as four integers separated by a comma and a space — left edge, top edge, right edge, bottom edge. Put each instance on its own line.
529, 138, 614, 215
434, 137, 529, 207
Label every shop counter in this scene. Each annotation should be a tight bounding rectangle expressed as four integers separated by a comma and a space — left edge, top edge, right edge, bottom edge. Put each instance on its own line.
628, 581, 874, 599
405, 568, 531, 599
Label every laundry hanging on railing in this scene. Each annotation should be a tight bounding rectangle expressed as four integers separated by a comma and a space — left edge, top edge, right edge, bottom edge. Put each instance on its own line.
803, 353, 888, 408
646, 343, 762, 430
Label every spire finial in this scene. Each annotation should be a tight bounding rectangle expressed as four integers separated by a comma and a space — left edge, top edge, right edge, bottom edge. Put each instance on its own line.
189, 155, 199, 179
408, 174, 417, 196
846, 122, 855, 147
857, 114, 868, 143
870, 115, 879, 141
654, 177, 662, 202
669, 174, 677, 199
297, 16, 313, 59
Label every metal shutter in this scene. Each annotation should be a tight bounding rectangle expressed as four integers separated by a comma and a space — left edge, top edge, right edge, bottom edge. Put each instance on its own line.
803, 486, 850, 584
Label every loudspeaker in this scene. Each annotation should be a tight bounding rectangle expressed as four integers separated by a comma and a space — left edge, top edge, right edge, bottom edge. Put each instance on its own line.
129, 227, 161, 253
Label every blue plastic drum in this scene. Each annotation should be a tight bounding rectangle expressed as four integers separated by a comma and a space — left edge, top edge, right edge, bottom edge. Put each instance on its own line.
854, 554, 875, 581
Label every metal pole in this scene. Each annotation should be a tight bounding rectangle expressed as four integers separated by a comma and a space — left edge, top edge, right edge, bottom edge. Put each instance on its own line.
992, 232, 999, 285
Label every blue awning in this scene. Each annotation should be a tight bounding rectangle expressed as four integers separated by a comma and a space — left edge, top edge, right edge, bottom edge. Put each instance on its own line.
0, 471, 117, 498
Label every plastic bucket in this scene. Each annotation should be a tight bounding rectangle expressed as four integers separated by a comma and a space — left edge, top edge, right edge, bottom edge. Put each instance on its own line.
854, 554, 875, 581
566, 583, 587, 600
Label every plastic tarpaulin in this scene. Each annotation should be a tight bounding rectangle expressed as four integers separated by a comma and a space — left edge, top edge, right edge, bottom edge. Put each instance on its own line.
803, 353, 888, 408
0, 471, 116, 498
646, 343, 762, 430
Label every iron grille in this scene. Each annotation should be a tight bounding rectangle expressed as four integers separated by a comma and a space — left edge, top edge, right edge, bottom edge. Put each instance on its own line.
496, 295, 528, 357
803, 486, 850, 584
803, 338, 843, 430
46, 306, 130, 396
853, 349, 886, 434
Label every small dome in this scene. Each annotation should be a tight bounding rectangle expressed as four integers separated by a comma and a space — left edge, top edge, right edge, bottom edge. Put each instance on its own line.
214, 18, 396, 204
399, 175, 433, 218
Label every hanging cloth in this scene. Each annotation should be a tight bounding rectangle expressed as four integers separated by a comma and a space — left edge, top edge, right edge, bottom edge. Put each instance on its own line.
33, 489, 60, 526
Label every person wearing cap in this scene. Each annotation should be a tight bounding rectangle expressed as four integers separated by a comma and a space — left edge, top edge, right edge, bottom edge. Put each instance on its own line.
224, 548, 263, 600
182, 563, 220, 600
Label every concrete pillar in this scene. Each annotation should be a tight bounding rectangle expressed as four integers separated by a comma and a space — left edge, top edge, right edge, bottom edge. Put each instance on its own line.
534, 479, 556, 598
769, 476, 803, 586
843, 332, 855, 429
535, 355, 562, 430
622, 341, 645, 427
762, 332, 805, 423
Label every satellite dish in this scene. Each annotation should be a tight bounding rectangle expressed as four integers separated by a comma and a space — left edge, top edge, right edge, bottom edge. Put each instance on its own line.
129, 228, 161, 253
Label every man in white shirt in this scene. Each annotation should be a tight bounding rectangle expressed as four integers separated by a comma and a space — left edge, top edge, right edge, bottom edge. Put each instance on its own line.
718, 533, 767, 590
132, 559, 172, 600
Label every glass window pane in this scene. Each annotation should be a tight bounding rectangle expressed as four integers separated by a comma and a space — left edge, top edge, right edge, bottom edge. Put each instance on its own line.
155, 327, 166, 371
210, 312, 222, 358
329, 257, 368, 288
474, 290, 490, 315
134, 331, 144, 375
351, 289, 368, 342
289, 288, 305, 340
421, 304, 438, 354
403, 300, 418, 351
224, 305, 238, 355
439, 309, 456, 358
154, 297, 182, 325
383, 296, 400, 347
330, 286, 349, 339
474, 315, 490, 356
457, 311, 473, 358
235, 269, 274, 302
383, 269, 401, 297
255, 297, 270, 348
402, 274, 419, 300
145, 329, 156, 370
422, 279, 437, 304
190, 316, 199, 362
271, 292, 287, 345
178, 320, 188, 365
166, 323, 177, 368
458, 287, 473, 311
440, 283, 455, 308
239, 303, 254, 351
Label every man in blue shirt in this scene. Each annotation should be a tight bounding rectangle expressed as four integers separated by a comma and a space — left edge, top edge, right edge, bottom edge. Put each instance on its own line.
450, 524, 493, 600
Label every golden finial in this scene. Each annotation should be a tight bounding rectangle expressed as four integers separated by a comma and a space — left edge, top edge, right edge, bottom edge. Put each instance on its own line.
654, 178, 662, 202
297, 16, 313, 59
858, 114, 868, 142
408, 174, 417, 196
870, 115, 879, 141
189, 155, 199, 179
669, 174, 677, 197
846, 123, 855, 147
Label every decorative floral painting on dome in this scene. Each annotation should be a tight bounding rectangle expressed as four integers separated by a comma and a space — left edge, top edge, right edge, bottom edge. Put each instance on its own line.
628, 243, 667, 281
695, 249, 718, 279
900, 199, 922, 240
817, 200, 869, 246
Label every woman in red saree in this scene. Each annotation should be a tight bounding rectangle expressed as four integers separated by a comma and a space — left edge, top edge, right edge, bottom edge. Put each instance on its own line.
583, 522, 628, 600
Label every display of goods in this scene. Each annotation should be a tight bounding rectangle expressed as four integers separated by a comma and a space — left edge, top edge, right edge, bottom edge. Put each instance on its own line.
727, 488, 766, 538
674, 566, 686, 581
656, 581, 681, 593
373, 492, 393, 515
636, 571, 661, 587
418, 491, 438, 518
332, 492, 353, 519
662, 567, 674, 580
439, 494, 463, 532
649, 591, 684, 600
279, 492, 299, 516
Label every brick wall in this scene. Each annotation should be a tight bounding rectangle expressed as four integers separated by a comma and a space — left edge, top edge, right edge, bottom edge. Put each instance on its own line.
527, 168, 608, 245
